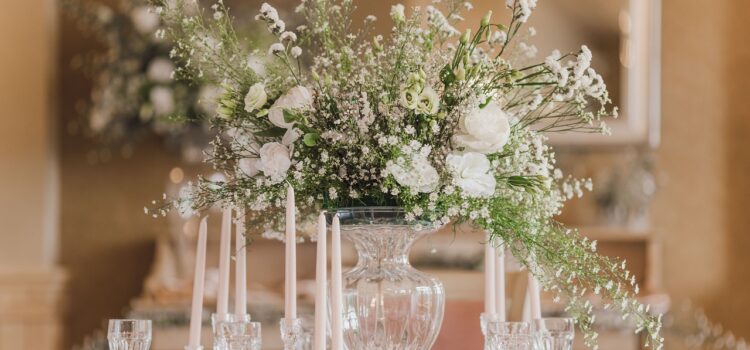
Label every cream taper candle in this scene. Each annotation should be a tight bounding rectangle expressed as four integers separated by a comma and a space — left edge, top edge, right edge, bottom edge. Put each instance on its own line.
331, 214, 344, 350
234, 208, 247, 317
495, 243, 506, 321
217, 207, 232, 317
484, 233, 496, 317
188, 216, 208, 348
313, 212, 327, 350
528, 274, 542, 320
285, 186, 297, 319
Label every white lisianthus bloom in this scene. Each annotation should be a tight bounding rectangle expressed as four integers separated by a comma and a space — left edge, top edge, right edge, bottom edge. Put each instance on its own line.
452, 101, 510, 154
269, 86, 313, 129
282, 128, 302, 145
147, 58, 174, 83
258, 142, 291, 183
244, 83, 267, 112
390, 4, 406, 23
386, 152, 439, 193
131, 6, 160, 35
238, 158, 260, 177
446, 152, 497, 198
150, 87, 175, 115
400, 87, 420, 110
416, 86, 440, 115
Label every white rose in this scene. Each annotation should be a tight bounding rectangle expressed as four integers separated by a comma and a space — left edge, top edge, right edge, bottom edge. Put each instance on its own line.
446, 152, 496, 198
149, 87, 174, 115
131, 6, 160, 35
244, 83, 267, 112
258, 142, 291, 183
269, 86, 313, 129
238, 158, 260, 177
386, 152, 439, 193
147, 58, 174, 83
416, 86, 440, 115
452, 101, 510, 154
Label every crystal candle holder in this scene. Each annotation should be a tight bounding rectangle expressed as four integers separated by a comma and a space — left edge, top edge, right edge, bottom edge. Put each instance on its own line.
108, 319, 152, 350
480, 312, 500, 336
532, 318, 575, 350
215, 316, 262, 350
484, 320, 533, 350
212, 313, 233, 350
280, 318, 303, 350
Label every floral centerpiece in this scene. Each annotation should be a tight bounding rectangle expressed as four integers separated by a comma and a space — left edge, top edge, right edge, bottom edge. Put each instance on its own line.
150, 0, 663, 347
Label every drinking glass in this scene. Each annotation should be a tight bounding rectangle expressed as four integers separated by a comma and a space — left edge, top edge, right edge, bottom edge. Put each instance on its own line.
532, 318, 575, 350
216, 318, 262, 350
484, 321, 533, 350
107, 319, 152, 350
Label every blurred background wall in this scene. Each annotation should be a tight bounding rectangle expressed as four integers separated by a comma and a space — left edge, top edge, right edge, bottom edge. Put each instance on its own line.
1, 0, 749, 348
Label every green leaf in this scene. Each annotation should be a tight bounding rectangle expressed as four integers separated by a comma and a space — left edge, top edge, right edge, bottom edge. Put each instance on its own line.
283, 109, 299, 123
440, 64, 456, 86
303, 133, 320, 146
257, 109, 269, 117
254, 127, 286, 138
479, 96, 493, 108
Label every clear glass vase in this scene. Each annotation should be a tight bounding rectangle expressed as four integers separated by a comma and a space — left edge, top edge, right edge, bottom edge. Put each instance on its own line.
333, 207, 445, 350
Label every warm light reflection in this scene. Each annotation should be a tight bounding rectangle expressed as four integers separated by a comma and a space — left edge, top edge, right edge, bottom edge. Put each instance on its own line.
170, 167, 185, 183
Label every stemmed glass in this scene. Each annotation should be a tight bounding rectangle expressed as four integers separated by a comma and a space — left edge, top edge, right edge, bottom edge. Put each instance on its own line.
532, 318, 575, 350
107, 319, 152, 350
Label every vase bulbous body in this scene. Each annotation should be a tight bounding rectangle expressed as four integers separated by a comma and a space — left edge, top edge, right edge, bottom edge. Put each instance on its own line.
333, 207, 445, 350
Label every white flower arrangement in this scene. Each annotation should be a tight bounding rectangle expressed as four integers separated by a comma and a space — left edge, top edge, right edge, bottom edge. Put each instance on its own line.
151, 0, 663, 347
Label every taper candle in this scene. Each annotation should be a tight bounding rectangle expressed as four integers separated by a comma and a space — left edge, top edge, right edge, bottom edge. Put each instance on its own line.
313, 212, 327, 350
495, 243, 506, 321
331, 214, 344, 350
285, 186, 297, 319
528, 274, 542, 320
484, 233, 496, 317
235, 208, 247, 317
217, 207, 232, 317
188, 216, 208, 348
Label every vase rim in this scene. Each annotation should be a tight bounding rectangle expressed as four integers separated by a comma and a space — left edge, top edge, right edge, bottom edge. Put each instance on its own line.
326, 206, 436, 228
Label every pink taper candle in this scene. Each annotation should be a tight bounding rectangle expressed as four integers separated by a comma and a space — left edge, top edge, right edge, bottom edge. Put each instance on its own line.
313, 212, 328, 350
188, 216, 208, 348
495, 243, 506, 321
331, 215, 344, 350
217, 207, 232, 317
234, 209, 247, 317
285, 186, 297, 319
484, 233, 496, 317
528, 274, 542, 320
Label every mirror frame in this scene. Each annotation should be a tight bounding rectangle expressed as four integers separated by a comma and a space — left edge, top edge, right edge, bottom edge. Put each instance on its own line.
549, 0, 662, 148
